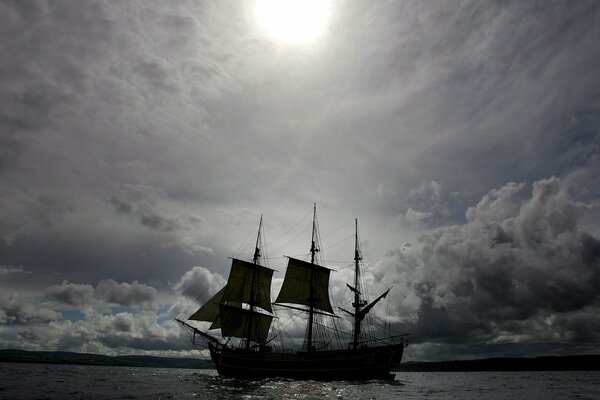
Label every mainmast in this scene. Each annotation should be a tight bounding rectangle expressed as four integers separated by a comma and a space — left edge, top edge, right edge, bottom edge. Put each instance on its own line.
274, 204, 334, 352
352, 219, 366, 349
307, 203, 319, 352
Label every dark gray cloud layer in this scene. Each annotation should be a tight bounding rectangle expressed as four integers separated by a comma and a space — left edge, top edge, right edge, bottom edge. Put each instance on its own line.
1, 1, 599, 359
376, 178, 600, 359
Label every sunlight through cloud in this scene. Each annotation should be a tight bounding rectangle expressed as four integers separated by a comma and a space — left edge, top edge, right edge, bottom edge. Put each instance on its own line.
255, 0, 331, 44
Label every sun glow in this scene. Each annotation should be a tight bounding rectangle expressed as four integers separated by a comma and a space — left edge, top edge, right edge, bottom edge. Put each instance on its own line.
255, 0, 330, 45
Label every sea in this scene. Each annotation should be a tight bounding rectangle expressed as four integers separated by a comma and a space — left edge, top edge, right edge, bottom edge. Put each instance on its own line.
1, 363, 599, 399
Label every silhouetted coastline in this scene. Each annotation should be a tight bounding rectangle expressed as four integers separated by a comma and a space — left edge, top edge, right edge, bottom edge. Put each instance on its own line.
2, 349, 598, 371
0, 349, 212, 369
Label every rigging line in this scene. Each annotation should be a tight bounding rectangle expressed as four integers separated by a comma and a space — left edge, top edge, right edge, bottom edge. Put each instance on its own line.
321, 233, 354, 252
259, 221, 271, 269
362, 263, 392, 290
321, 260, 353, 265
282, 253, 313, 259
320, 218, 354, 240
273, 309, 304, 332
313, 320, 352, 337
267, 207, 313, 248
232, 221, 258, 260
269, 223, 311, 256
317, 217, 324, 266
332, 263, 354, 269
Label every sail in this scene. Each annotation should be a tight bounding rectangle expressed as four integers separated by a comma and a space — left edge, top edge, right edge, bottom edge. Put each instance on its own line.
219, 304, 273, 344
188, 287, 243, 330
188, 287, 224, 323
275, 257, 334, 313
222, 258, 274, 313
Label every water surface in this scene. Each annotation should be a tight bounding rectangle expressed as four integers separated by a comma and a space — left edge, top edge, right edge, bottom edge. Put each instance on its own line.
1, 363, 598, 399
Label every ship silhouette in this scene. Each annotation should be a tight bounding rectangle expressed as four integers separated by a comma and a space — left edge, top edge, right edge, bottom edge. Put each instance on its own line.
177, 205, 407, 380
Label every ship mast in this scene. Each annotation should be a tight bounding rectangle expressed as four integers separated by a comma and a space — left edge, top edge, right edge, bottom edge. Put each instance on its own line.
273, 205, 334, 352
352, 218, 366, 349
337, 219, 390, 350
253, 214, 263, 264
246, 215, 263, 349
307, 203, 319, 352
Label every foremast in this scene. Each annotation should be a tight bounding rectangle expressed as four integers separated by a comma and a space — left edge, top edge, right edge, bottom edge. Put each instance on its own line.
186, 216, 274, 349
246, 214, 264, 349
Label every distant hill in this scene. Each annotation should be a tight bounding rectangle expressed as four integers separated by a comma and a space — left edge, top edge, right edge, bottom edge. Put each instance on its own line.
0, 349, 212, 369
397, 355, 600, 372
4, 349, 598, 372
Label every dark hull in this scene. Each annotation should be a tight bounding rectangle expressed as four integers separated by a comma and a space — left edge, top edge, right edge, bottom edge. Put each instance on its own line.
208, 344, 404, 380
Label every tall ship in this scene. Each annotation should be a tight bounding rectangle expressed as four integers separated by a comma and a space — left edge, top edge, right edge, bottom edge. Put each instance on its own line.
177, 205, 407, 380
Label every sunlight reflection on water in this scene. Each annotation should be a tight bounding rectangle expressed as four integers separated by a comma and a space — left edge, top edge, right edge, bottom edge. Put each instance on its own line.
1, 364, 599, 400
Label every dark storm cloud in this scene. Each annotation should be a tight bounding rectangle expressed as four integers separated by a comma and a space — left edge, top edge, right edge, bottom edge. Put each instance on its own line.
377, 177, 600, 359
404, 181, 462, 227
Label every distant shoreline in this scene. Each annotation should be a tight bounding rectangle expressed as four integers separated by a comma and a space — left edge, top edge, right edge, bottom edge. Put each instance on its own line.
0, 349, 212, 369
2, 349, 599, 372
397, 355, 600, 372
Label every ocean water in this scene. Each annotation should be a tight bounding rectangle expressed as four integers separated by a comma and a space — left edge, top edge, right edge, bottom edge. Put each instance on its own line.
0, 363, 599, 399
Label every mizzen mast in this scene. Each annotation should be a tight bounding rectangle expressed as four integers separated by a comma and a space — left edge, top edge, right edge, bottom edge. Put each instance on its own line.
341, 219, 390, 349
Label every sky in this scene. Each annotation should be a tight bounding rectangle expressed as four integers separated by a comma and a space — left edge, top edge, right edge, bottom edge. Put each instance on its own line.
0, 0, 599, 362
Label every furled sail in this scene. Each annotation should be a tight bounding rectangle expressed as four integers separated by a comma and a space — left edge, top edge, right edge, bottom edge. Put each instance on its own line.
219, 304, 273, 344
275, 257, 334, 313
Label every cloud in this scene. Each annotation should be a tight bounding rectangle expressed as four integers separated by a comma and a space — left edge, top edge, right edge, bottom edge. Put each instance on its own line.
110, 184, 181, 233
378, 177, 600, 349
0, 310, 191, 356
404, 181, 461, 227
0, 293, 62, 324
45, 281, 95, 307
0, 265, 31, 275
170, 266, 228, 321
173, 266, 226, 302
109, 183, 213, 255
44, 279, 157, 309
92, 312, 189, 351
95, 279, 157, 308
0, 0, 598, 360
